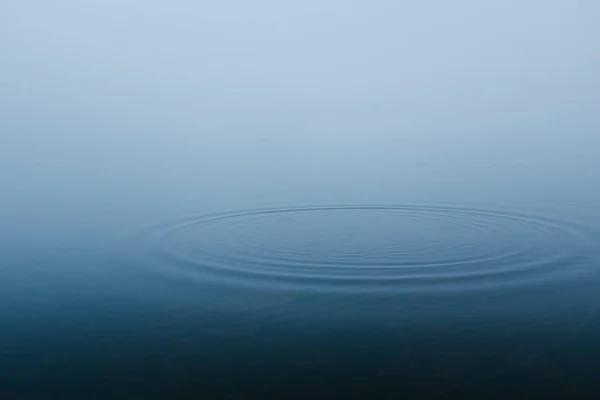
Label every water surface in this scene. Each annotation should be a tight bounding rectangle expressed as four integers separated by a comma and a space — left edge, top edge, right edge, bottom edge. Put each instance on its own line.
2, 1, 600, 398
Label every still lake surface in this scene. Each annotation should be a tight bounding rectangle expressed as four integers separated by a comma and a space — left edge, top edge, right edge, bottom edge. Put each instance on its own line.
2, 2, 600, 398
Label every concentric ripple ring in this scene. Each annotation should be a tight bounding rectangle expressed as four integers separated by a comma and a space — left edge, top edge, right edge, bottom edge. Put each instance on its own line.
140, 205, 595, 293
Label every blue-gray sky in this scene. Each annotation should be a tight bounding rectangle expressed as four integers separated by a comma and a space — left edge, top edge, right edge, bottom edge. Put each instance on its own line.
2, 1, 599, 219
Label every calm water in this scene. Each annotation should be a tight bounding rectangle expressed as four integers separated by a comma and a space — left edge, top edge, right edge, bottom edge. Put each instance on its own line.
2, 2, 600, 399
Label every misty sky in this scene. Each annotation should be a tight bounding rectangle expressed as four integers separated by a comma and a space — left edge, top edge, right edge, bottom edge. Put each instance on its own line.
2, 1, 599, 220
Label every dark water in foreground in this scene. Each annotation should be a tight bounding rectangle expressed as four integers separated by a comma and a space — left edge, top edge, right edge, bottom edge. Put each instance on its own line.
2, 200, 600, 399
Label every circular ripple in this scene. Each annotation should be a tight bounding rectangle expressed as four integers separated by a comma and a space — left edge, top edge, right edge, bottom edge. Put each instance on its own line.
141, 205, 595, 293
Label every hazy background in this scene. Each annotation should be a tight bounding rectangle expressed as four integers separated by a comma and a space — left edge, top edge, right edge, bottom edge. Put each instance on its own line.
2, 1, 599, 220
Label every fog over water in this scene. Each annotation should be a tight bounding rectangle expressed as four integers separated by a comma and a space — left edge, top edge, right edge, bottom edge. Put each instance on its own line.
2, 1, 600, 398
